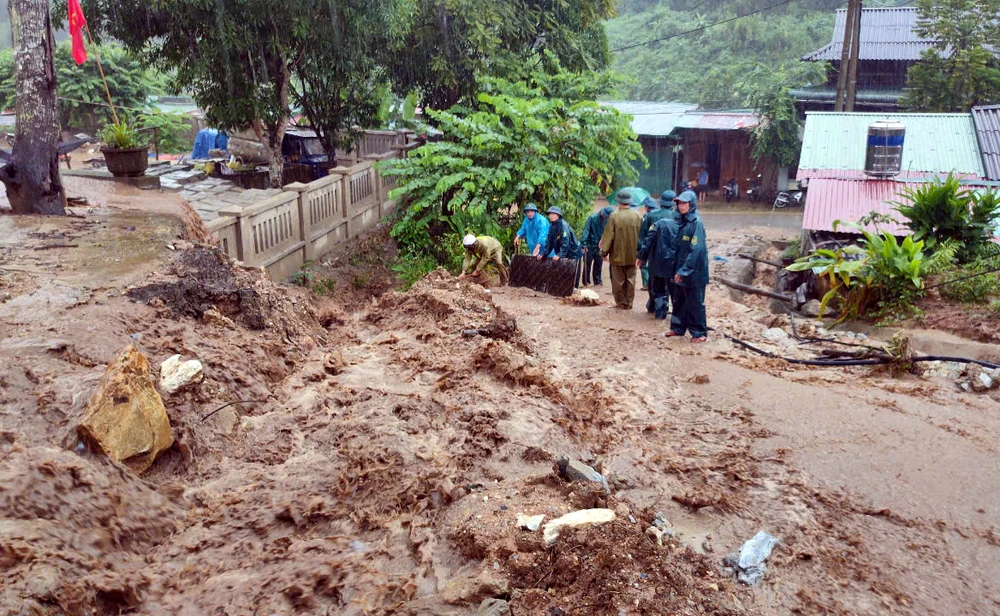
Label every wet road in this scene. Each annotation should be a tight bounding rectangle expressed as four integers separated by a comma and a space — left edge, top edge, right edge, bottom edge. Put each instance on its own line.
700, 208, 803, 232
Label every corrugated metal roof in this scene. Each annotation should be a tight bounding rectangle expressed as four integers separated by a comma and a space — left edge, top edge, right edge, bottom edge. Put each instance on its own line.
803, 178, 999, 235
673, 112, 759, 131
798, 112, 986, 179
802, 178, 912, 235
604, 101, 699, 137
802, 7, 938, 62
972, 105, 1000, 181
789, 86, 903, 105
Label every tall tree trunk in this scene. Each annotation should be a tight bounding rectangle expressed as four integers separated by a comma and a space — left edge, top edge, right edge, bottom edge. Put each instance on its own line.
833, 0, 855, 112
0, 0, 65, 215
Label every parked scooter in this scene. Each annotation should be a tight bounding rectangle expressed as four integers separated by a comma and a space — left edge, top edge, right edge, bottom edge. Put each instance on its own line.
773, 189, 805, 209
723, 178, 740, 202
746, 174, 763, 203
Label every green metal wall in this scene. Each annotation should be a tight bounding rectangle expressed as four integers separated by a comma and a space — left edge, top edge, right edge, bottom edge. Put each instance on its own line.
634, 136, 676, 196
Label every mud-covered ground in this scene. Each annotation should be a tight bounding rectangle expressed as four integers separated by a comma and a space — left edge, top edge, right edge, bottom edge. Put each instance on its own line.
2, 201, 1000, 615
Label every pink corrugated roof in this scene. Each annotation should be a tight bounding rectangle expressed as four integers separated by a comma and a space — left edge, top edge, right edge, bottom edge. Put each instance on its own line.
802, 179, 912, 235
676, 112, 759, 131
696, 113, 758, 130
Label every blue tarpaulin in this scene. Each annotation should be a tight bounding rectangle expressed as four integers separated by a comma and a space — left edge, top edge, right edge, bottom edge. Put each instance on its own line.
191, 129, 229, 159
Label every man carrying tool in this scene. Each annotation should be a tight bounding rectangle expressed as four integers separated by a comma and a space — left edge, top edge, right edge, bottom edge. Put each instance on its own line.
514, 203, 549, 257
637, 194, 680, 321
580, 205, 613, 286
667, 191, 709, 342
459, 234, 508, 285
600, 190, 643, 309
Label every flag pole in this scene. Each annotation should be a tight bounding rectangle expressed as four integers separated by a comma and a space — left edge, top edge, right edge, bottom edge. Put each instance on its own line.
82, 25, 119, 125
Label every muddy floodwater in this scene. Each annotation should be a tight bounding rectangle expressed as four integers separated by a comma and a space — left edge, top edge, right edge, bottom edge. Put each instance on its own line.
1, 203, 999, 615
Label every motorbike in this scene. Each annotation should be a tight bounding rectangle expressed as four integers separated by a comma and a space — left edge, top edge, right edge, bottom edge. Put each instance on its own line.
746, 174, 763, 203
773, 189, 805, 209
723, 178, 740, 203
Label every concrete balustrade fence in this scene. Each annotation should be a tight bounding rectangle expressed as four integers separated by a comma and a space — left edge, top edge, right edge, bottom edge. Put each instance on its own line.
205, 134, 418, 280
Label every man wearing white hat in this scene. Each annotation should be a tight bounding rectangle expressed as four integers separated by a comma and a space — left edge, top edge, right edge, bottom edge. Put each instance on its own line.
459, 234, 508, 285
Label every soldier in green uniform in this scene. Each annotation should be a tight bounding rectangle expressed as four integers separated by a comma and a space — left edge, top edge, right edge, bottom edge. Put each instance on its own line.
600, 190, 644, 309
459, 234, 508, 285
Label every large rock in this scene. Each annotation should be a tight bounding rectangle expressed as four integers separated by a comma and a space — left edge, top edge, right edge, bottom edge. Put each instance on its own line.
800, 299, 835, 318
542, 509, 616, 545
77, 344, 174, 474
159, 354, 204, 394
557, 455, 608, 493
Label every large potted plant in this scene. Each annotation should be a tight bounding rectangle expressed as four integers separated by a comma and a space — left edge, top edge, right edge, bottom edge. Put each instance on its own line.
100, 120, 149, 177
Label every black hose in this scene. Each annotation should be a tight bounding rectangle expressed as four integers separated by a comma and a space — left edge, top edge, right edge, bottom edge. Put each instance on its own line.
722, 332, 1000, 370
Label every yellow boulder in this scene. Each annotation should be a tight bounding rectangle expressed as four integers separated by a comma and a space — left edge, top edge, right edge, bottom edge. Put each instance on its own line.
77, 344, 174, 473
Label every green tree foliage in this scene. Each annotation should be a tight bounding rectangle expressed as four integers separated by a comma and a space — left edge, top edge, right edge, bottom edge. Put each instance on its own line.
0, 41, 162, 132
381, 66, 644, 266
901, 0, 1000, 111
606, 0, 844, 107
386, 0, 615, 111
745, 66, 804, 167
77, 0, 398, 185
892, 175, 1000, 262
290, 0, 400, 162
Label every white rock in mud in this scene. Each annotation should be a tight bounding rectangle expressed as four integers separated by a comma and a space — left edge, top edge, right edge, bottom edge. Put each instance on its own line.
516, 514, 545, 532
159, 355, 204, 394
542, 509, 616, 545
761, 328, 788, 342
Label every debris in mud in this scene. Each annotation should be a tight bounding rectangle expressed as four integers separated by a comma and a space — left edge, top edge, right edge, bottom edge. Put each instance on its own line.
159, 354, 203, 394
441, 564, 510, 605
323, 349, 346, 375
542, 508, 616, 545
562, 288, 601, 306
557, 454, 610, 493
477, 598, 510, 616
800, 299, 835, 318
517, 514, 545, 532
957, 364, 1000, 392
76, 344, 174, 474
127, 245, 309, 333
727, 530, 779, 586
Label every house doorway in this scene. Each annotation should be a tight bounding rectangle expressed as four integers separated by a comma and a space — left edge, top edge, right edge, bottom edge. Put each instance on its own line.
706, 143, 721, 190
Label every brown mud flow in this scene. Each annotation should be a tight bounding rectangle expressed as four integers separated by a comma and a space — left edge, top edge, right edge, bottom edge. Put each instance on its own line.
1, 206, 999, 615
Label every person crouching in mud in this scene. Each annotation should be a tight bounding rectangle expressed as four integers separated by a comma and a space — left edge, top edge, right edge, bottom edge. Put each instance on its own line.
666, 191, 709, 343
459, 234, 508, 285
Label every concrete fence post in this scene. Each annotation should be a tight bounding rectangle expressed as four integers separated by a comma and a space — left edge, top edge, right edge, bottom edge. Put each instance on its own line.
284, 181, 312, 261
217, 207, 250, 263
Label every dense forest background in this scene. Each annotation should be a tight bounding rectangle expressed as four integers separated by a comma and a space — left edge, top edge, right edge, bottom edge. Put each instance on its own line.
605, 0, 909, 108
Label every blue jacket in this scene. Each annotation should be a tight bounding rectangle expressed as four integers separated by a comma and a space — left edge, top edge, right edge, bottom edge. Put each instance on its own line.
516, 214, 550, 255
547, 218, 582, 259
674, 208, 709, 287
638, 216, 681, 279
581, 207, 614, 250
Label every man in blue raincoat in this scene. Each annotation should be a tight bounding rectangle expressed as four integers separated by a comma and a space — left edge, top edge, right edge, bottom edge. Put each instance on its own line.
637, 197, 680, 320
581, 206, 613, 286
666, 191, 709, 342
514, 203, 550, 257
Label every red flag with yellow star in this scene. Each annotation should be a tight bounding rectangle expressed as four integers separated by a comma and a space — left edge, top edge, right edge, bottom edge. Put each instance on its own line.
68, 0, 87, 65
